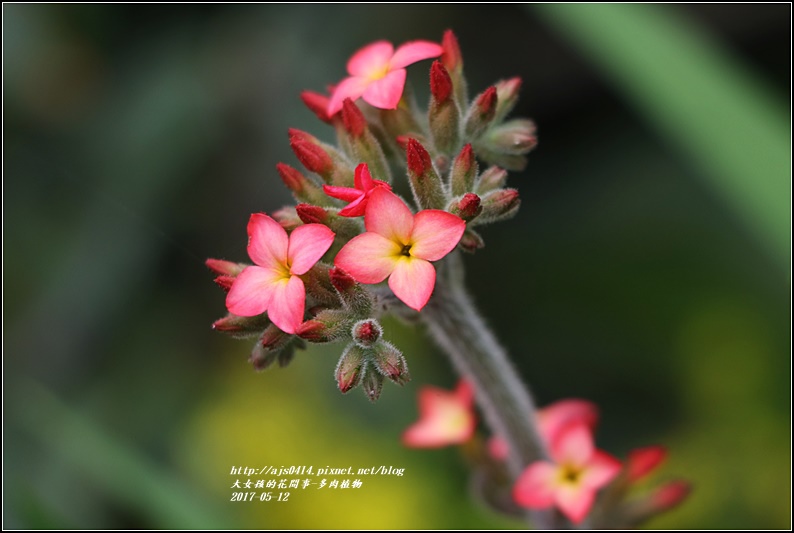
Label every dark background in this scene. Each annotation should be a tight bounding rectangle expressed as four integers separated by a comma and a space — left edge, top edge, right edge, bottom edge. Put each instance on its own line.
4, 4, 790, 529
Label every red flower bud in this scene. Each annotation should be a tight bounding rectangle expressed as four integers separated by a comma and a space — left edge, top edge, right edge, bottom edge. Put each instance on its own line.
627, 446, 668, 483
457, 193, 482, 221
406, 138, 432, 177
300, 90, 332, 123
476, 86, 497, 118
651, 480, 691, 512
361, 366, 384, 402
459, 228, 485, 253
290, 139, 333, 176
430, 61, 452, 104
212, 313, 270, 339
205, 258, 245, 276
341, 98, 367, 138
329, 266, 356, 294
335, 344, 366, 393
295, 203, 328, 225
450, 144, 477, 196
213, 275, 235, 292
372, 341, 410, 385
295, 319, 326, 341
441, 29, 462, 72
276, 163, 308, 194
352, 319, 382, 347
261, 324, 289, 350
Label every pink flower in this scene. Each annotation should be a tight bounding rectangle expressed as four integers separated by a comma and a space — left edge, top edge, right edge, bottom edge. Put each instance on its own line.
402, 380, 476, 448
327, 39, 443, 116
226, 213, 334, 334
488, 398, 600, 462
323, 163, 391, 217
626, 445, 667, 483
334, 188, 465, 311
513, 422, 622, 524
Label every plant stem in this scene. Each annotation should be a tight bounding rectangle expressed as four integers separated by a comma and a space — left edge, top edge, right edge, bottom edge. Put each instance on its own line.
421, 252, 560, 528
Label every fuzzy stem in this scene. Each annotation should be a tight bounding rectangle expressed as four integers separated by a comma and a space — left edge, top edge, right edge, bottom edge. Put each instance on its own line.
421, 252, 562, 529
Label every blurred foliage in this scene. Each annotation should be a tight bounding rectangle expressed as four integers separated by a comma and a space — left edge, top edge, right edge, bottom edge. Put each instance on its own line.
3, 4, 790, 529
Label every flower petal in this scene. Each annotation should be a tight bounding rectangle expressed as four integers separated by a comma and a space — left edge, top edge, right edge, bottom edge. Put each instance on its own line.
403, 385, 476, 448
225, 266, 280, 317
551, 423, 594, 466
390, 40, 443, 70
347, 40, 394, 77
337, 196, 366, 217
388, 257, 435, 311
323, 184, 363, 203
334, 232, 400, 284
267, 275, 305, 334
409, 210, 466, 261
247, 213, 288, 268
537, 399, 600, 444
362, 68, 407, 110
327, 76, 369, 116
581, 450, 622, 489
287, 223, 335, 275
555, 484, 595, 524
364, 188, 414, 244
354, 163, 373, 190
513, 462, 557, 508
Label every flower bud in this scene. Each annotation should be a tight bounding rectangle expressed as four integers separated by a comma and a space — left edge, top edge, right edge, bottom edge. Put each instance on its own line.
335, 343, 366, 393
441, 29, 468, 111
361, 364, 385, 402
371, 340, 410, 385
341, 98, 367, 138
300, 264, 338, 307
475, 166, 508, 194
428, 61, 460, 156
212, 313, 270, 339
276, 163, 330, 206
626, 446, 667, 483
447, 193, 482, 222
493, 77, 522, 123
340, 99, 392, 184
406, 138, 447, 210
295, 204, 360, 239
249, 341, 280, 371
450, 144, 478, 196
329, 266, 356, 294
300, 90, 332, 124
651, 480, 691, 512
329, 266, 374, 317
290, 136, 333, 177
465, 86, 498, 139
271, 206, 303, 231
459, 228, 485, 253
295, 309, 351, 343
472, 144, 527, 172
474, 188, 520, 225
295, 203, 328, 225
482, 119, 537, 155
205, 258, 246, 277
260, 324, 290, 350
213, 275, 235, 292
351, 319, 382, 348
289, 128, 354, 186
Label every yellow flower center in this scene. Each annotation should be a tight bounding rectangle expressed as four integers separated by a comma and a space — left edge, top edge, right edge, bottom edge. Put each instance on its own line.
366, 62, 391, 82
558, 463, 583, 485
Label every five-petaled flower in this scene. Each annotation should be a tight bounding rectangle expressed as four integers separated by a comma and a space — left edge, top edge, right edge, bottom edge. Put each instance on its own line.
327, 39, 443, 116
334, 188, 465, 311
226, 214, 335, 334
323, 163, 391, 217
513, 422, 622, 524
402, 380, 476, 448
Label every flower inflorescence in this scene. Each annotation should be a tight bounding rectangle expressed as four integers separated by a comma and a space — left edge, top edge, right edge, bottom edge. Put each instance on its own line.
207, 30, 536, 401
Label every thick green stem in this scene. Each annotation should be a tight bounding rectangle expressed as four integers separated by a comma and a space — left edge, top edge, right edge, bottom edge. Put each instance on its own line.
421, 252, 561, 528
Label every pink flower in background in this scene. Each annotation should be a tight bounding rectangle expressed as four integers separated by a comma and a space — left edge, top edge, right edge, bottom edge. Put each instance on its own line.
334, 188, 465, 311
513, 422, 622, 524
327, 39, 443, 116
323, 163, 391, 217
488, 398, 600, 461
626, 445, 667, 483
226, 214, 334, 334
402, 380, 476, 448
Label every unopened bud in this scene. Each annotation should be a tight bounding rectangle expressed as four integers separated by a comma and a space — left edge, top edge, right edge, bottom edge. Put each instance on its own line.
465, 86, 498, 139
249, 324, 292, 371
361, 365, 385, 402
483, 119, 537, 155
276, 163, 330, 205
494, 77, 522, 123
335, 343, 366, 393
300, 264, 338, 307
212, 313, 270, 339
371, 341, 410, 385
300, 90, 332, 123
430, 61, 452, 104
475, 166, 508, 194
290, 139, 334, 177
329, 266, 374, 317
351, 319, 382, 347
205, 258, 245, 277
627, 446, 667, 483
474, 188, 520, 225
651, 480, 691, 511
271, 206, 303, 231
213, 275, 236, 292
459, 228, 485, 253
249, 342, 280, 371
406, 138, 447, 210
260, 324, 290, 350
289, 129, 353, 186
428, 61, 459, 155
295, 309, 351, 343
329, 266, 356, 294
448, 193, 482, 222
441, 29, 463, 73
295, 203, 329, 225
450, 144, 478, 196
341, 98, 367, 138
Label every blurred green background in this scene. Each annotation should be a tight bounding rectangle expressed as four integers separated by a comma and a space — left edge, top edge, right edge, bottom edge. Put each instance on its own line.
3, 4, 790, 529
